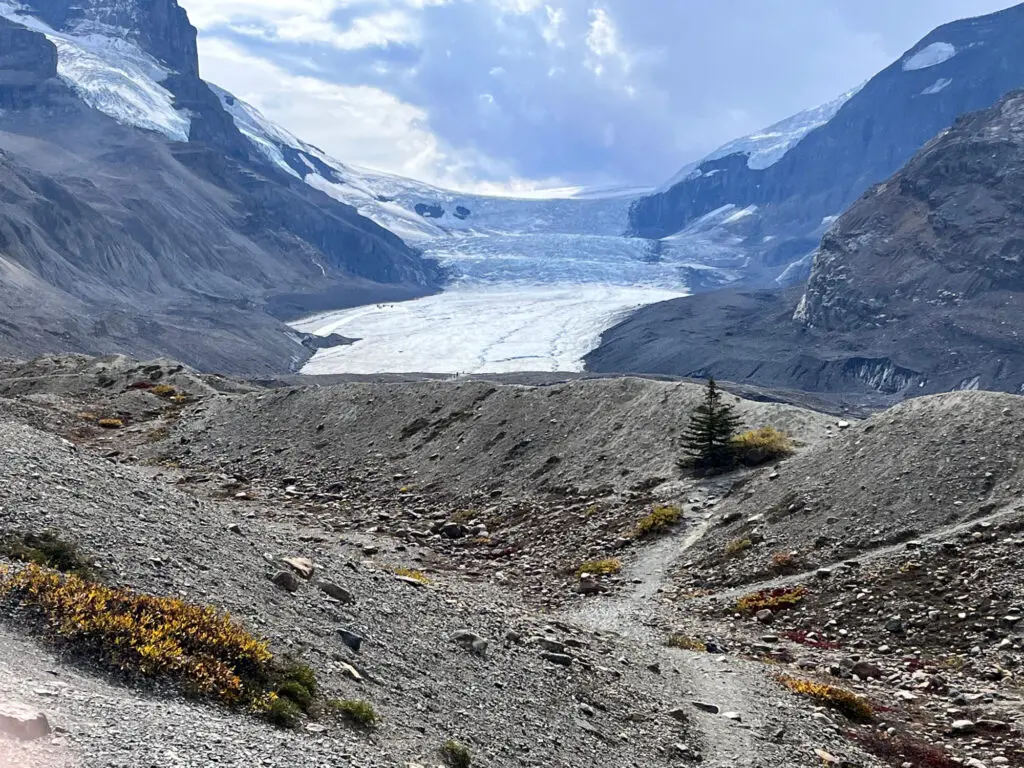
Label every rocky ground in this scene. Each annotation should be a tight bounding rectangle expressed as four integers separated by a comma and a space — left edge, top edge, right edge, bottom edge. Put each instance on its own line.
1, 354, 1022, 767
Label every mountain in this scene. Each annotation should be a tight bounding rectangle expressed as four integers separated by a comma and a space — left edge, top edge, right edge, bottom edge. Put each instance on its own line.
629, 2, 1024, 285
587, 88, 1024, 401
0, 0, 442, 374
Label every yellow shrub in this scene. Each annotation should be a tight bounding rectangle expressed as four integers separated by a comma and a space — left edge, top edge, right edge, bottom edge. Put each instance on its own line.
151, 384, 177, 398
666, 634, 706, 651
98, 418, 124, 429
735, 586, 807, 614
394, 567, 431, 584
778, 674, 873, 722
78, 412, 98, 422
0, 565, 275, 706
632, 505, 682, 539
731, 427, 794, 466
574, 558, 621, 578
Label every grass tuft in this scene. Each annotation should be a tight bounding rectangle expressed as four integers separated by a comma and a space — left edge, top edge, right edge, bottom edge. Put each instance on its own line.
264, 695, 302, 728
394, 567, 431, 584
778, 674, 872, 722
1, 531, 96, 579
666, 634, 706, 652
632, 504, 682, 539
574, 558, 621, 578
328, 698, 379, 727
735, 586, 807, 614
725, 537, 753, 557
441, 739, 472, 768
98, 418, 124, 429
731, 427, 794, 466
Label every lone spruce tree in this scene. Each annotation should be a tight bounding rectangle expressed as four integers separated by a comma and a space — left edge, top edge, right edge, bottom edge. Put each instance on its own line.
681, 378, 742, 472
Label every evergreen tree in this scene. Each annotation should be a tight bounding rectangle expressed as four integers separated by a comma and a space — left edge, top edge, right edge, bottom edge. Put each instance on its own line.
681, 378, 742, 471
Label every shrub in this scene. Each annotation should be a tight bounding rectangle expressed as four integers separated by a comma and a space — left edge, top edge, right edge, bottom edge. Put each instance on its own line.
574, 558, 621, 578
394, 567, 431, 584
632, 505, 682, 539
778, 675, 872, 722
98, 418, 124, 429
264, 695, 302, 728
329, 698, 378, 727
769, 551, 802, 574
731, 427, 794, 466
78, 412, 98, 422
735, 586, 807, 614
0, 564, 312, 724
0, 531, 96, 579
725, 538, 753, 557
666, 634, 706, 651
441, 739, 472, 768
151, 384, 177, 398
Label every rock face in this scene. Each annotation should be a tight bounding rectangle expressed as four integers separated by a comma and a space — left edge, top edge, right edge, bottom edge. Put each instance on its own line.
0, 0, 442, 374
794, 90, 1024, 332
590, 89, 1024, 398
629, 3, 1024, 283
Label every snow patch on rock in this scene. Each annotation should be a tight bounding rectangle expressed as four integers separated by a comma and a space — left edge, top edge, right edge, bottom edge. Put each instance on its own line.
903, 42, 957, 71
921, 77, 953, 95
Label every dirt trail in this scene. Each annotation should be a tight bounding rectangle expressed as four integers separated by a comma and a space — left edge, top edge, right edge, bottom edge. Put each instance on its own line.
563, 480, 789, 768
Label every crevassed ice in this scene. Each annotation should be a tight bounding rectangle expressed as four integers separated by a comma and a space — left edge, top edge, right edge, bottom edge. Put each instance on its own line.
0, 2, 190, 141
903, 42, 957, 72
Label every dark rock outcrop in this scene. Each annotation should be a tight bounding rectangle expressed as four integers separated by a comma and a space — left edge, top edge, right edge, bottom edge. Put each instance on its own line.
630, 2, 1024, 282
589, 89, 1024, 399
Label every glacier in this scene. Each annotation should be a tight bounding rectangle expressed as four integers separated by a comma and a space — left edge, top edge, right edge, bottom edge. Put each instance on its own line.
903, 42, 957, 72
0, 0, 190, 141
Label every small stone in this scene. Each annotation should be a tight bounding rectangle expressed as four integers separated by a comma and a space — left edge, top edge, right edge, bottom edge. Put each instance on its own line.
691, 701, 720, 715
0, 704, 50, 741
837, 420, 851, 429
338, 628, 364, 653
271, 570, 300, 593
850, 660, 883, 679
667, 708, 689, 723
540, 652, 574, 666
950, 719, 975, 735
816, 568, 833, 579
440, 522, 465, 539
451, 630, 489, 656
320, 582, 354, 604
338, 662, 363, 681
755, 609, 774, 624
723, 711, 742, 722
282, 557, 315, 579
578, 703, 596, 718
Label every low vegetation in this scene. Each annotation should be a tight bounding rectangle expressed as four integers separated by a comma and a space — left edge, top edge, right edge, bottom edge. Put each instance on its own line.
777, 675, 873, 722
0, 531, 96, 579
735, 586, 807, 614
441, 739, 472, 768
394, 567, 431, 584
769, 551, 803, 574
328, 698, 379, 728
98, 418, 124, 429
666, 634, 706, 652
725, 537, 753, 557
781, 629, 841, 650
731, 426, 794, 466
0, 564, 316, 725
632, 504, 682, 539
574, 557, 621, 578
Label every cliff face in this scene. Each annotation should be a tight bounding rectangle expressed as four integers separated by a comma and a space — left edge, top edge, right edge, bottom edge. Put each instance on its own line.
590, 90, 1024, 399
629, 3, 1024, 282
795, 91, 1024, 331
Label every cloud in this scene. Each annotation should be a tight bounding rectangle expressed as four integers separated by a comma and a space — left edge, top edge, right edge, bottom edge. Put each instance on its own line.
191, 0, 1021, 189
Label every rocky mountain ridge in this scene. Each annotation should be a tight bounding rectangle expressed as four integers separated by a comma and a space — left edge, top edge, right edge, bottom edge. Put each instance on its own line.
629, 2, 1024, 285
589, 87, 1024, 400
0, 0, 442, 374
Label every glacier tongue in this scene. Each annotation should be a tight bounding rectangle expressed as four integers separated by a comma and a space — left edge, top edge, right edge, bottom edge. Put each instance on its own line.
0, 1, 190, 141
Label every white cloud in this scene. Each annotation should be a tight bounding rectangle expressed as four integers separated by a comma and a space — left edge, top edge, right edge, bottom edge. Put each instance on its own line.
198, 38, 563, 193
187, 0, 446, 50
584, 6, 631, 77
541, 5, 566, 47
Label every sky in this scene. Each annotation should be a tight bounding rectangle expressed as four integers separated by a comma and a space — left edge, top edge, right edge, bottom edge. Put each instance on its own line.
184, 0, 1020, 192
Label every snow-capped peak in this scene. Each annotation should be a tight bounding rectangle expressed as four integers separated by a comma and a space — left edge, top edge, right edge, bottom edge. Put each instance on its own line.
657, 84, 864, 192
